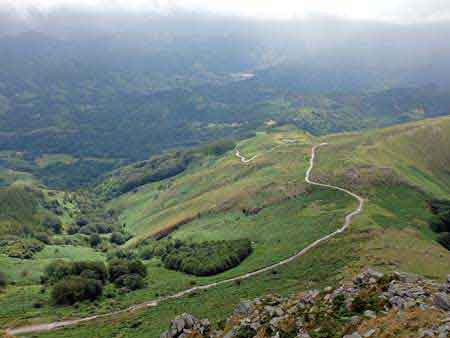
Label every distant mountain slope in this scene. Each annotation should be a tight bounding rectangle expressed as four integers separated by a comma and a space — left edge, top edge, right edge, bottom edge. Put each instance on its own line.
1, 29, 450, 161
315, 116, 450, 198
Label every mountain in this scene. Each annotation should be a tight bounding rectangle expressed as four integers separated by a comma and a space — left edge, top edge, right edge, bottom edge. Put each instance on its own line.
1, 18, 450, 167
2, 117, 448, 337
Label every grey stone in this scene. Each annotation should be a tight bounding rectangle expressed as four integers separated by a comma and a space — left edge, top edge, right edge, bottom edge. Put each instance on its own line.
363, 310, 376, 319
343, 333, 362, 338
418, 329, 435, 337
434, 293, 450, 311
363, 329, 376, 337
234, 301, 252, 316
223, 329, 236, 338
349, 316, 361, 326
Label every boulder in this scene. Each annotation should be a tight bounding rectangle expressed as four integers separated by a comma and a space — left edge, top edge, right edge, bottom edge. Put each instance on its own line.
343, 333, 362, 338
234, 301, 253, 316
434, 293, 450, 311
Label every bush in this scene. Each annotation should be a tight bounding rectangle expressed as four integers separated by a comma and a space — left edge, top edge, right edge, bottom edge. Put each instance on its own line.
162, 239, 252, 276
89, 234, 101, 247
35, 232, 52, 245
76, 218, 89, 227
42, 216, 63, 234
200, 139, 236, 156
437, 232, 450, 250
108, 249, 136, 260
110, 232, 125, 245
79, 225, 97, 235
67, 224, 80, 235
2, 239, 44, 259
43, 261, 107, 284
139, 247, 154, 260
114, 274, 145, 290
95, 224, 112, 234
108, 259, 147, 283
72, 261, 108, 283
42, 260, 74, 284
429, 199, 450, 233
0, 271, 7, 288
51, 276, 102, 305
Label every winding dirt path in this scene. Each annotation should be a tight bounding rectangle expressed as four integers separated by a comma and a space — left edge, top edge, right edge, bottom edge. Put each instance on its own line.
6, 143, 364, 336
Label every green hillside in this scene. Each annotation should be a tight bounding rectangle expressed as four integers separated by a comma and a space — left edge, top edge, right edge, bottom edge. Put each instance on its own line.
2, 118, 450, 337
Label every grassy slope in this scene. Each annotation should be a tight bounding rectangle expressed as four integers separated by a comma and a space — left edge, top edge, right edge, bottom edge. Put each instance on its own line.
5, 118, 450, 337
110, 129, 314, 246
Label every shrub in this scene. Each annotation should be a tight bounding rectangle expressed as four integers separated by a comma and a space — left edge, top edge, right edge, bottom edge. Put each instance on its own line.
35, 232, 52, 245
76, 218, 89, 227
114, 274, 145, 290
43, 261, 107, 284
108, 249, 136, 260
437, 232, 450, 250
95, 224, 112, 234
51, 276, 102, 305
108, 259, 147, 283
72, 261, 108, 283
67, 225, 80, 235
110, 232, 125, 245
162, 239, 252, 276
42, 216, 62, 234
79, 225, 97, 235
0, 271, 7, 288
429, 199, 450, 233
139, 247, 154, 260
89, 234, 101, 247
3, 239, 44, 259
42, 260, 74, 284
200, 140, 236, 156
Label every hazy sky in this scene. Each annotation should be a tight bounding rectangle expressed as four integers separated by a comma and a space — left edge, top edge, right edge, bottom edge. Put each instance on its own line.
2, 0, 450, 22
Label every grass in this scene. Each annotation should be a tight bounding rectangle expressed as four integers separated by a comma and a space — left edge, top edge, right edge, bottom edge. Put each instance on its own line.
0, 245, 105, 285
110, 130, 312, 246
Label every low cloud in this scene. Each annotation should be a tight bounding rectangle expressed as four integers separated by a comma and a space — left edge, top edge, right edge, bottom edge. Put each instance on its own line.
1, 0, 450, 23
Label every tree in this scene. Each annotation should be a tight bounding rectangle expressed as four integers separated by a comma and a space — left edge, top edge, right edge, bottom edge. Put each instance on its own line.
89, 234, 101, 247
437, 232, 450, 250
0, 271, 7, 288
51, 276, 102, 305
42, 216, 62, 234
110, 232, 125, 245
114, 274, 145, 290
35, 232, 52, 245
67, 224, 80, 235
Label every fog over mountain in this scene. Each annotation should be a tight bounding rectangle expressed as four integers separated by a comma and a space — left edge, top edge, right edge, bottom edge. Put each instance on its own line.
1, 1, 450, 160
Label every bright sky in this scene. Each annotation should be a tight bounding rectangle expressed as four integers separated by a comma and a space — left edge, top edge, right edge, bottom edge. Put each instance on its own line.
2, 0, 450, 22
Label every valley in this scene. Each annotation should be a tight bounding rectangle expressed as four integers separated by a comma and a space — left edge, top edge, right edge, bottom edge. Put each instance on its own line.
0, 117, 449, 337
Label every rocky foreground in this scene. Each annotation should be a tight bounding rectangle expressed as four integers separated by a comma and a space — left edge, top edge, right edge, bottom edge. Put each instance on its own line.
160, 269, 450, 338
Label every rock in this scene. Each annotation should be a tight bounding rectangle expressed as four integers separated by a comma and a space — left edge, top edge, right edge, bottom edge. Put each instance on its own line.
324, 286, 333, 293
160, 313, 209, 338
343, 333, 362, 338
234, 301, 252, 316
363, 310, 376, 319
418, 329, 435, 337
438, 324, 449, 335
434, 293, 450, 311
274, 307, 284, 317
223, 329, 236, 338
363, 329, 376, 337
349, 316, 361, 326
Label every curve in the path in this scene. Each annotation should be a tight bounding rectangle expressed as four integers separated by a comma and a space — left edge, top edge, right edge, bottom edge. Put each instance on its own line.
7, 142, 364, 336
